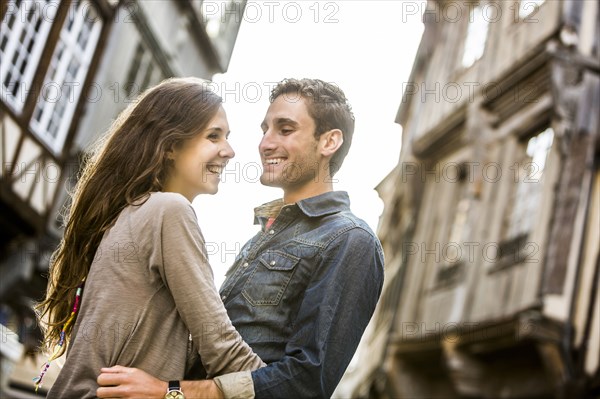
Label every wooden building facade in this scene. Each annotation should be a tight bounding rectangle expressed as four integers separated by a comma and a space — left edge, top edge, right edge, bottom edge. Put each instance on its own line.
337, 1, 599, 398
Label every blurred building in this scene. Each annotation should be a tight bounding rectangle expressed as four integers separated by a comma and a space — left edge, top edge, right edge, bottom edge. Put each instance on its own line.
0, 0, 245, 396
336, 1, 599, 398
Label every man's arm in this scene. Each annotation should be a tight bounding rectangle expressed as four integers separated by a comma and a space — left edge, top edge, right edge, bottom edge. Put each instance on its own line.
249, 227, 384, 398
96, 366, 224, 399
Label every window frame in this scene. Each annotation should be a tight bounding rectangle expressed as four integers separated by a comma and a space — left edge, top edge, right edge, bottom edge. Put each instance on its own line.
431, 163, 471, 290
28, 0, 103, 155
0, 0, 58, 114
491, 125, 555, 273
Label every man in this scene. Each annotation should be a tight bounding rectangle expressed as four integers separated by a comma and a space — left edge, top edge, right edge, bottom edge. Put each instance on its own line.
97, 78, 384, 398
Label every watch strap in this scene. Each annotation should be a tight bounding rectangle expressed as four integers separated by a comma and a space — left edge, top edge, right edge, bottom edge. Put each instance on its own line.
165, 380, 184, 399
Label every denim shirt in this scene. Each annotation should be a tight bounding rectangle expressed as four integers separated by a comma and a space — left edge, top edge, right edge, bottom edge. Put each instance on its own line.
219, 191, 385, 398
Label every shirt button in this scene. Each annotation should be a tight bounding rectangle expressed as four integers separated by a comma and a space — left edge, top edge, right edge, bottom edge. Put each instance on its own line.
221, 295, 227, 301
269, 229, 275, 235
285, 208, 291, 212
270, 260, 276, 266
243, 262, 249, 267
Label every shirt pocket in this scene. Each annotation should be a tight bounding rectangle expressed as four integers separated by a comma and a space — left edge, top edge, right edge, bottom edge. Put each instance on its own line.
242, 251, 300, 306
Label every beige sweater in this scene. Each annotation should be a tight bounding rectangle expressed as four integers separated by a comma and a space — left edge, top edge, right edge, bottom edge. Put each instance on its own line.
48, 192, 263, 398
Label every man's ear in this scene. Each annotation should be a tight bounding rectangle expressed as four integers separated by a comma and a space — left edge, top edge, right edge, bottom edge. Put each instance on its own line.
319, 129, 343, 157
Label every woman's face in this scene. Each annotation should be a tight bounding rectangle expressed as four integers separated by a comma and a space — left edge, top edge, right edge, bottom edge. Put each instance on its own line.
165, 106, 235, 201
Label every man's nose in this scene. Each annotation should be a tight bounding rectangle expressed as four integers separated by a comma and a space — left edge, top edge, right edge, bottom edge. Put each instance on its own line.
259, 130, 276, 153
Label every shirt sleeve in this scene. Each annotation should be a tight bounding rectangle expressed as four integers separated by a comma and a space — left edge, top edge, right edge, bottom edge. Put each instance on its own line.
157, 195, 265, 377
213, 370, 254, 399
250, 227, 385, 398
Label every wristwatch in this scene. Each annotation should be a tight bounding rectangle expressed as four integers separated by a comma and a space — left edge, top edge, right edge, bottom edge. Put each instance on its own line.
165, 380, 185, 399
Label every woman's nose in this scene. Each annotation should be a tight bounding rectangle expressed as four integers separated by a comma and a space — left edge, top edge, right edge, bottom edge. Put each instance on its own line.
220, 141, 235, 159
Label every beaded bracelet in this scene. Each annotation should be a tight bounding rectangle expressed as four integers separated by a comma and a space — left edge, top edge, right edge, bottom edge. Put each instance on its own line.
34, 279, 85, 392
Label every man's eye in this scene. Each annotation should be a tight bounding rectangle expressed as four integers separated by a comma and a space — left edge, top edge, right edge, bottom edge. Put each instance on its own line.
281, 129, 293, 134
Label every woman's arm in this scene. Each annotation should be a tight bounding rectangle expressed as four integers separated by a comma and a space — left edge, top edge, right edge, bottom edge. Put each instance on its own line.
96, 366, 223, 399
155, 195, 264, 375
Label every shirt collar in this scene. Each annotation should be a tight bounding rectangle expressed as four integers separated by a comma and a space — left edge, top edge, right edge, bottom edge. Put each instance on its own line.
253, 191, 351, 225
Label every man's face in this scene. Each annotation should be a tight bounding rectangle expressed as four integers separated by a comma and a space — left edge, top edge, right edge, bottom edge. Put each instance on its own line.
259, 95, 324, 193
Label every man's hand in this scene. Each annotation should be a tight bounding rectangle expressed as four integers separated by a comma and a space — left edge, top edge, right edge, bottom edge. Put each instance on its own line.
97, 365, 224, 399
97, 365, 166, 399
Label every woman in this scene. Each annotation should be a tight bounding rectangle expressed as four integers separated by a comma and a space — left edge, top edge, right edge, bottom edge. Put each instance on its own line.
35, 77, 264, 398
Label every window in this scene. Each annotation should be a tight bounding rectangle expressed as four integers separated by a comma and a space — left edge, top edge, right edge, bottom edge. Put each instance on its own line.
434, 166, 471, 286
29, 0, 102, 154
461, 4, 489, 68
495, 127, 554, 270
504, 127, 554, 240
519, 0, 545, 19
123, 42, 163, 100
0, 0, 57, 113
201, 0, 236, 39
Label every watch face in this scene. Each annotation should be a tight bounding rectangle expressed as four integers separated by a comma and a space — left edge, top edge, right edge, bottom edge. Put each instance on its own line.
165, 390, 185, 399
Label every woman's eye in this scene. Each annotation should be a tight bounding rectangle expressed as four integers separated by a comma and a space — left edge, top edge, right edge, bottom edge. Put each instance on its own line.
208, 133, 219, 140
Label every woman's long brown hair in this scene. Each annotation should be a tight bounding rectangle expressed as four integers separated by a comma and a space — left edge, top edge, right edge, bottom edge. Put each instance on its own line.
36, 77, 223, 356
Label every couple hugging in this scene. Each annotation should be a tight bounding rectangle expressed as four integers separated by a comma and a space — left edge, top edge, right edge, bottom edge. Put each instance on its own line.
36, 77, 384, 399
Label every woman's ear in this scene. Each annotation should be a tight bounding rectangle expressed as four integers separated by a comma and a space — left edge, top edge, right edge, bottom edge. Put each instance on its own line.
165, 145, 177, 162
319, 129, 343, 157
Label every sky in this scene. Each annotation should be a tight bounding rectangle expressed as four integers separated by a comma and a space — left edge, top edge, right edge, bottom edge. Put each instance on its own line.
192, 1, 425, 287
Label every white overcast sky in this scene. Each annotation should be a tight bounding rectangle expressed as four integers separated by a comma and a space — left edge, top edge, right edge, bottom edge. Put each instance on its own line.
193, 1, 425, 287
